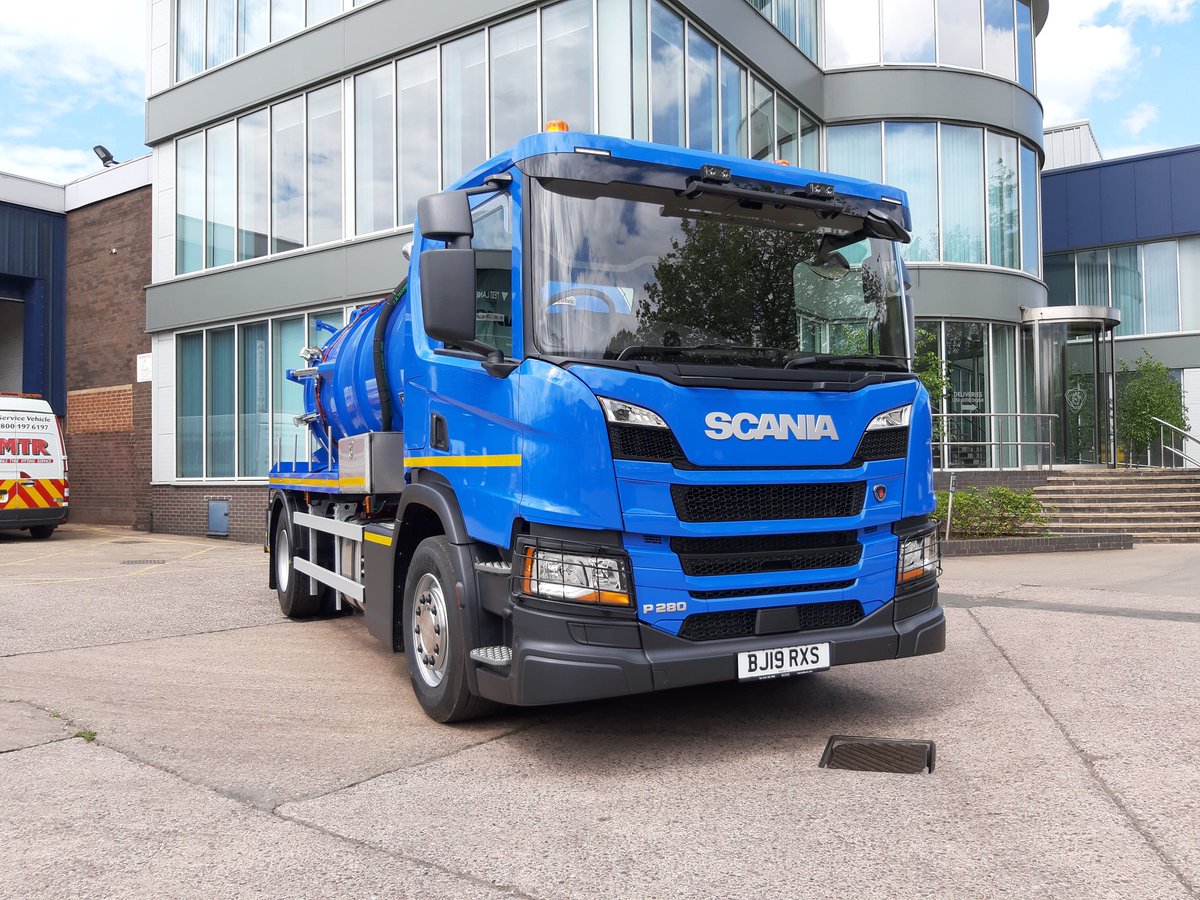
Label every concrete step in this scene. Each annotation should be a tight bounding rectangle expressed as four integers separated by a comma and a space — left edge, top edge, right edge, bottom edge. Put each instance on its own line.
1042, 504, 1200, 513
1048, 523, 1200, 533
1045, 510, 1200, 520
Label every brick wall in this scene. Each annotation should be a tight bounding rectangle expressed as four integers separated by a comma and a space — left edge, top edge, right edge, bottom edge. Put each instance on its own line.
65, 186, 152, 527
150, 484, 269, 543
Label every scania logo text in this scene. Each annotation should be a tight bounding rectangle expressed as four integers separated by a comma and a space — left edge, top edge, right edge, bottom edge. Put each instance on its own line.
704, 412, 840, 441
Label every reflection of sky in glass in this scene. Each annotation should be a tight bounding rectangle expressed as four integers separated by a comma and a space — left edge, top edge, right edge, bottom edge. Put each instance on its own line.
356, 66, 395, 234
207, 0, 235, 68
442, 32, 486, 185
490, 15, 538, 153
650, 2, 684, 146
177, 0, 204, 80
542, 0, 594, 134
719, 53, 746, 157
308, 85, 343, 246
984, 0, 1016, 81
825, 0, 879, 68
238, 111, 269, 261
176, 133, 204, 274
882, 0, 935, 64
687, 27, 717, 153
885, 122, 939, 262
272, 98, 305, 253
398, 51, 439, 225
239, 0, 268, 54
271, 0, 303, 40
207, 122, 236, 267
937, 0, 982, 69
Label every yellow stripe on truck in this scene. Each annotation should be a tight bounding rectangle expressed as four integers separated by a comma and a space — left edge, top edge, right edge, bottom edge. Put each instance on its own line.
363, 531, 393, 547
404, 454, 522, 468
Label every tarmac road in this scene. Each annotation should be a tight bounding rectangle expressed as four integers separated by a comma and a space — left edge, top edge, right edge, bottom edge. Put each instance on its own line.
1, 525, 1197, 899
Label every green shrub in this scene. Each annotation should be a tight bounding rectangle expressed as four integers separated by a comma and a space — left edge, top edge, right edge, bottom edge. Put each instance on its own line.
934, 486, 1049, 539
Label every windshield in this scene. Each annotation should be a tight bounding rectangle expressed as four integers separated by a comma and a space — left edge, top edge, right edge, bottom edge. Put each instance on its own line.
528, 176, 911, 371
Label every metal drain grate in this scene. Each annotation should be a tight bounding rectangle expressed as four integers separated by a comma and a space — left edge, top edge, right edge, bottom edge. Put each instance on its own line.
819, 736, 936, 774
113, 540, 147, 545
121, 559, 167, 565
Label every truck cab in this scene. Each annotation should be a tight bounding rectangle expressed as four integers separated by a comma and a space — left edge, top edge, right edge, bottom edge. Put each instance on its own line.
267, 131, 944, 722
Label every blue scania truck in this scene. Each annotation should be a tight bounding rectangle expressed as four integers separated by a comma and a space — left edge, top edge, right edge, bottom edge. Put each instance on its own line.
266, 129, 944, 722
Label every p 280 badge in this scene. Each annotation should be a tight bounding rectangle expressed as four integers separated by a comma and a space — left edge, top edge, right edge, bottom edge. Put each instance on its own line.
643, 601, 687, 614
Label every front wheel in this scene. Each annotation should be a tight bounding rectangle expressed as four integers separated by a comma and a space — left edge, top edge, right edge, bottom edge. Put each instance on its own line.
401, 536, 498, 723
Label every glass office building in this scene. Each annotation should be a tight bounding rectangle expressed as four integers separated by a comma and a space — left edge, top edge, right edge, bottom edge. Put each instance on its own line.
144, 0, 1051, 535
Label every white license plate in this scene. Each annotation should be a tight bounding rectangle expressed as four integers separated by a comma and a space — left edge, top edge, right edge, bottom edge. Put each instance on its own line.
737, 642, 830, 680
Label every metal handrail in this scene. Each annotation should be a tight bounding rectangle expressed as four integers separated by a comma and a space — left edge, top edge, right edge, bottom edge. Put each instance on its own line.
931, 412, 1059, 471
1152, 416, 1200, 468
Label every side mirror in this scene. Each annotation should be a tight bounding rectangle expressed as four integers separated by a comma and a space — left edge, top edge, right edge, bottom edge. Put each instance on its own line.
417, 191, 473, 248
420, 248, 477, 345
862, 207, 912, 244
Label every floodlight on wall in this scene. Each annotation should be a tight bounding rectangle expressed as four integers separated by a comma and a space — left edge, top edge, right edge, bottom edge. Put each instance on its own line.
93, 145, 119, 168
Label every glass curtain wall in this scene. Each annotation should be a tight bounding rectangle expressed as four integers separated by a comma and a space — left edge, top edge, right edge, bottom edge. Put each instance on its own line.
823, 0, 1036, 91
827, 121, 1039, 273
175, 0, 821, 275
742, 0, 818, 61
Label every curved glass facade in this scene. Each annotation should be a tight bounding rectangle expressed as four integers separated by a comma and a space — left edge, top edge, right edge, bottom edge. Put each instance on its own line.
824, 0, 1036, 91
826, 121, 1040, 274
174, 0, 820, 275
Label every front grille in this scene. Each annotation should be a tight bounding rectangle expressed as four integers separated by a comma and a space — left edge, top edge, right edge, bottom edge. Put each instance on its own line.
690, 579, 854, 600
671, 531, 862, 577
678, 599, 864, 641
671, 482, 866, 522
608, 424, 686, 462
854, 427, 909, 462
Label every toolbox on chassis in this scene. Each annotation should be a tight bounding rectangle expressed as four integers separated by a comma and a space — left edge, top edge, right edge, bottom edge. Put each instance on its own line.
266, 129, 945, 722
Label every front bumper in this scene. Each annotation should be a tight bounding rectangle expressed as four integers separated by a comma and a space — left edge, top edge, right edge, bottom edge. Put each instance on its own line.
475, 583, 944, 707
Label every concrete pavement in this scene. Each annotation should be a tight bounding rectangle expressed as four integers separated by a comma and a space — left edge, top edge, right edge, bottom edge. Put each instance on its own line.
1, 525, 1197, 898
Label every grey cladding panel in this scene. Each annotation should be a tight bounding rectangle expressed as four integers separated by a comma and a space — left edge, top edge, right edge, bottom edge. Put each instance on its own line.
823, 69, 1044, 151
146, 232, 410, 331
906, 267, 1046, 323
1115, 334, 1200, 371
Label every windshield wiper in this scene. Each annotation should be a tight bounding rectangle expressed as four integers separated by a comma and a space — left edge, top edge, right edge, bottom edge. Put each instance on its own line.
784, 353, 909, 373
616, 344, 784, 362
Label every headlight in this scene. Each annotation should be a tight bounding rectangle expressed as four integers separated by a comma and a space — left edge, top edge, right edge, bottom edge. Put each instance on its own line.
598, 397, 668, 429
897, 529, 940, 586
867, 405, 912, 430
522, 546, 632, 607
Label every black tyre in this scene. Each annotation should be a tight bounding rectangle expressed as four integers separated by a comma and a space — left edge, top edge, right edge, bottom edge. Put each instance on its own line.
28, 525, 55, 540
274, 511, 321, 618
401, 535, 499, 723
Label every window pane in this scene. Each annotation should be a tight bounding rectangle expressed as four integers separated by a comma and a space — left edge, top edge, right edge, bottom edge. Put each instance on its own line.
1079, 248, 1113, 307
827, 123, 882, 183
632, 0, 649, 140
987, 131, 1018, 268
749, 78, 774, 160
777, 0, 797, 43
686, 27, 718, 152
307, 0, 339, 26
885, 122, 938, 261
206, 122, 236, 267
941, 125, 984, 264
272, 98, 305, 253
490, 15, 538, 153
1179, 237, 1200, 332
944, 321, 990, 468
176, 133, 205, 274
271, 0, 303, 40
309, 308, 345, 349
238, 111, 270, 261
206, 327, 235, 478
238, 322, 269, 477
1016, 0, 1035, 89
239, 0, 268, 54
398, 50, 439, 225
271, 317, 306, 466
1044, 253, 1076, 306
356, 65, 395, 234
598, 0, 633, 137
442, 32, 487, 185
543, 0, 595, 134
207, 0, 235, 68
798, 0, 817, 59
176, 332, 204, 477
718, 52, 747, 157
938, 0, 982, 68
882, 0, 934, 64
1108, 246, 1140, 334
650, 1, 684, 146
800, 112, 818, 170
177, 0, 204, 80
1144, 241, 1180, 334
825, 0, 879, 68
776, 97, 799, 166
471, 196, 514, 357
307, 84, 343, 246
1020, 143, 1039, 275
984, 0, 1016, 81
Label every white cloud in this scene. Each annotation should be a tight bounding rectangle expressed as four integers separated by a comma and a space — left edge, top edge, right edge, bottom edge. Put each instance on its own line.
0, 143, 101, 184
1104, 140, 1171, 160
1122, 101, 1159, 135
1037, 1, 1195, 125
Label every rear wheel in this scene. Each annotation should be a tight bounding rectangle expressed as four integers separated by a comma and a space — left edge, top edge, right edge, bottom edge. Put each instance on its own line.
28, 525, 55, 540
402, 535, 499, 723
274, 513, 320, 618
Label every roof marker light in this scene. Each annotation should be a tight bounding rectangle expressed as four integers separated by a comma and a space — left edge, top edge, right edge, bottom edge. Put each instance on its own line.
574, 147, 612, 157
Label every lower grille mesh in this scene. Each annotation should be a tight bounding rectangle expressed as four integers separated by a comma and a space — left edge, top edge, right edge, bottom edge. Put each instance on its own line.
678, 600, 865, 641
671, 482, 866, 522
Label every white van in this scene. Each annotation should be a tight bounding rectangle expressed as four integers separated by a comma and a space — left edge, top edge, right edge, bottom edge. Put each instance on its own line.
0, 395, 69, 539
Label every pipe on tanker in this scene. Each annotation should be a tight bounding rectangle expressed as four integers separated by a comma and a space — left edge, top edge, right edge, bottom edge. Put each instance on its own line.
374, 279, 406, 432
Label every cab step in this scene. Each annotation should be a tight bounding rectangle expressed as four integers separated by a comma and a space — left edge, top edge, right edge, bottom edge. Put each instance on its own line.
470, 646, 513, 669
474, 561, 512, 576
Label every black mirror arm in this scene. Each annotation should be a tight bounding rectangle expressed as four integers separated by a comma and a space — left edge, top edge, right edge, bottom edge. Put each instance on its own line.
457, 340, 519, 378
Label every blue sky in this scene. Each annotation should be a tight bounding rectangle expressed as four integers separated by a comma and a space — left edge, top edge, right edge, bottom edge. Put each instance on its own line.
1, 0, 1199, 184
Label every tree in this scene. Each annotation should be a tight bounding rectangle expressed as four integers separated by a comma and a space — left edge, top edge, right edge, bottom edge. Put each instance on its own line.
914, 349, 950, 441
1116, 350, 1189, 461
